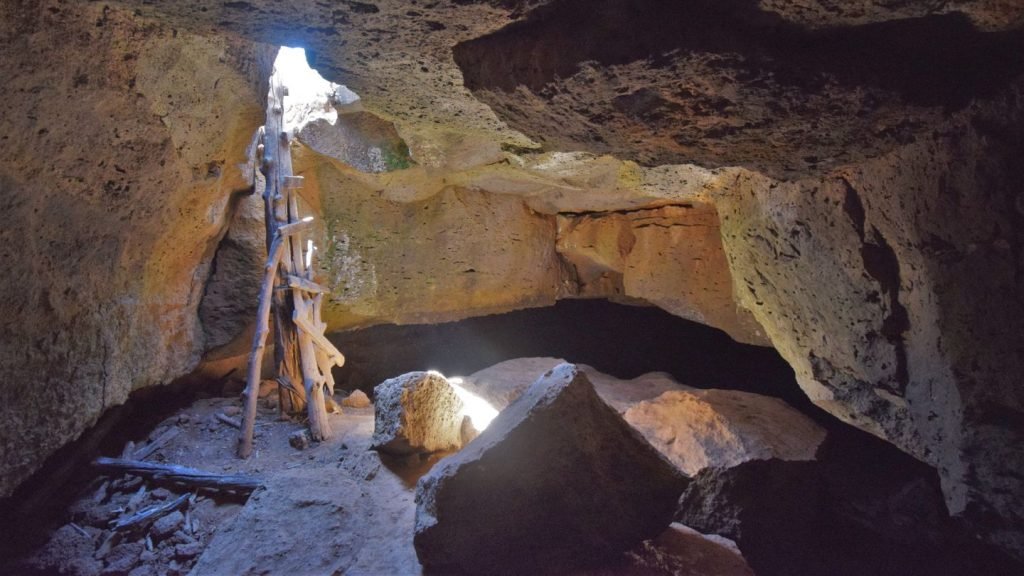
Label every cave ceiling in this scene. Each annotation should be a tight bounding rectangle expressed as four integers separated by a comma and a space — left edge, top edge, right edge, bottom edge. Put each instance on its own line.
112, 0, 1024, 180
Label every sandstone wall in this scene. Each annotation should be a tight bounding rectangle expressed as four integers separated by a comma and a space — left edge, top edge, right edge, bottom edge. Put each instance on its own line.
0, 0, 271, 496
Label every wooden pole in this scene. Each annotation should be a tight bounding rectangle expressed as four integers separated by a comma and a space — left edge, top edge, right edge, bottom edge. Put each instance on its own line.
238, 233, 285, 458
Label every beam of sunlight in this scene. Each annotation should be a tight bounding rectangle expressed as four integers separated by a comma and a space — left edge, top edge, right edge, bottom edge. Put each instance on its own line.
440, 375, 500, 432
274, 47, 360, 133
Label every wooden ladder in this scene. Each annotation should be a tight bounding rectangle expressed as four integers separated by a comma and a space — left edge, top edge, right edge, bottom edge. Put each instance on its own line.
238, 72, 345, 458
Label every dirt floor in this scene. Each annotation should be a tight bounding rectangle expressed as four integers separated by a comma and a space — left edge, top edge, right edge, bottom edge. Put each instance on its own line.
5, 382, 752, 576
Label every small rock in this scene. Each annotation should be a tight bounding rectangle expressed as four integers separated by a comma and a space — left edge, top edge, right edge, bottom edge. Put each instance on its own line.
174, 541, 203, 560
150, 488, 172, 501
289, 429, 311, 450
340, 389, 371, 408
177, 413, 190, 424
151, 511, 184, 540
127, 564, 156, 576
139, 550, 157, 563
258, 379, 277, 398
222, 405, 241, 417
169, 529, 195, 546
372, 371, 465, 455
102, 540, 143, 574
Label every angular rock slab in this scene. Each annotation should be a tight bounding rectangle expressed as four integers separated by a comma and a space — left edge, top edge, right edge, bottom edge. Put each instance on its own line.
371, 371, 464, 455
414, 363, 688, 574
624, 389, 827, 476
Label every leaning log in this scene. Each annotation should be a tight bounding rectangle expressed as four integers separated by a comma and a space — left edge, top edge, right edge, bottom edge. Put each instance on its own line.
92, 457, 263, 493
237, 233, 287, 458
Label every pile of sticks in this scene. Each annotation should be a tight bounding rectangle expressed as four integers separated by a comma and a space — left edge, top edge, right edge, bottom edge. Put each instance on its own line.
237, 72, 345, 458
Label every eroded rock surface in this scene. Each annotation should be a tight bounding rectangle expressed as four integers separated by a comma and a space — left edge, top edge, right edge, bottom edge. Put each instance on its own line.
625, 389, 826, 476
0, 0, 271, 497
414, 363, 687, 574
372, 372, 465, 455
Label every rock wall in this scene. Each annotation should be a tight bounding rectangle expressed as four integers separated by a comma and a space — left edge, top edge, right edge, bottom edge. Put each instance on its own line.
0, 0, 271, 496
1, 0, 1021, 562
716, 100, 1024, 553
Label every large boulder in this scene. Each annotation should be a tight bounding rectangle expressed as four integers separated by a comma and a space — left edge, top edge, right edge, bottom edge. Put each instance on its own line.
676, 437, 1022, 576
624, 389, 826, 476
414, 363, 688, 574
371, 372, 465, 455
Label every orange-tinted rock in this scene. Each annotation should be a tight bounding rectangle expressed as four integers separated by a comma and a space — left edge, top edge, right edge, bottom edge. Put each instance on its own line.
557, 204, 768, 345
0, 0, 270, 497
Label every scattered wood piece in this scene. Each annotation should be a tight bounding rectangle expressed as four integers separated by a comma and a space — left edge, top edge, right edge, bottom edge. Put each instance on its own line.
110, 492, 189, 532
125, 484, 147, 514
92, 480, 110, 504
216, 413, 242, 429
133, 427, 181, 461
92, 457, 263, 493
69, 522, 89, 538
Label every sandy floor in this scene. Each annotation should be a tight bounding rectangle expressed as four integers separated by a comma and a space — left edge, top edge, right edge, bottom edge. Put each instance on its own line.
13, 377, 752, 576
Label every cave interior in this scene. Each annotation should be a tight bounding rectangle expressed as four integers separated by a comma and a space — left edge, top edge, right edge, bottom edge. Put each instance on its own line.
1, 1, 1023, 575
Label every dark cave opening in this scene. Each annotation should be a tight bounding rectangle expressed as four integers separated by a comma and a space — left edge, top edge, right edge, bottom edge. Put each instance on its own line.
331, 298, 813, 413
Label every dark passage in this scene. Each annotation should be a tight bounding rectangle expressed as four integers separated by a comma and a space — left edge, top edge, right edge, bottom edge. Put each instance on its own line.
330, 299, 809, 411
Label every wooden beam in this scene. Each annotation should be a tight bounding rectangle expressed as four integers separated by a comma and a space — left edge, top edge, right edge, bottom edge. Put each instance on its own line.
293, 312, 345, 367
286, 275, 327, 294
283, 175, 304, 189
276, 218, 313, 238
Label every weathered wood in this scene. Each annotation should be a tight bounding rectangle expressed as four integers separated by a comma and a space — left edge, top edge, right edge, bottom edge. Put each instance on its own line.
216, 413, 242, 429
259, 73, 306, 419
283, 175, 304, 189
292, 304, 345, 367
237, 232, 286, 458
291, 280, 331, 441
93, 457, 263, 493
286, 275, 327, 294
132, 426, 181, 461
273, 293, 305, 416
111, 493, 189, 532
277, 218, 314, 238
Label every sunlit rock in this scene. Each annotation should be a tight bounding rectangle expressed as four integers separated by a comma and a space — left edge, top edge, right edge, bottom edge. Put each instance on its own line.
625, 389, 826, 476
371, 372, 465, 455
